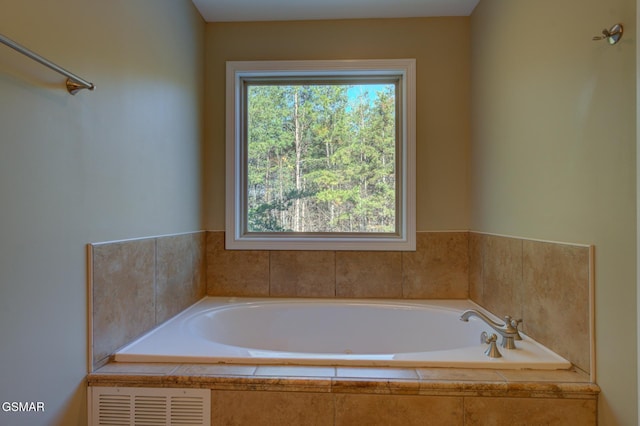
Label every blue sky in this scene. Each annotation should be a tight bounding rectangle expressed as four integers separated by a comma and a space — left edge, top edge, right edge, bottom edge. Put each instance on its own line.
347, 83, 394, 104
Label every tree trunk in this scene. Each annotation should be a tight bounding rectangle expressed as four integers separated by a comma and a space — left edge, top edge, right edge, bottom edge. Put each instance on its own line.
293, 90, 303, 232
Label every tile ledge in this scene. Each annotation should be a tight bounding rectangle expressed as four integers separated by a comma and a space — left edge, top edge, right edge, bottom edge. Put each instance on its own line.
87, 363, 600, 398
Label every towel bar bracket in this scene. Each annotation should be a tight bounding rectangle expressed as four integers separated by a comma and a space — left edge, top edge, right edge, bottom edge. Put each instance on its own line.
66, 78, 95, 95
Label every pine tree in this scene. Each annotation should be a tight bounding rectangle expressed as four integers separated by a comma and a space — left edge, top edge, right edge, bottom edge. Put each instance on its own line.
246, 82, 396, 233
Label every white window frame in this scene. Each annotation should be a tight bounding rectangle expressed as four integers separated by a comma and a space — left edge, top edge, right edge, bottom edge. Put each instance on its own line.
226, 59, 416, 251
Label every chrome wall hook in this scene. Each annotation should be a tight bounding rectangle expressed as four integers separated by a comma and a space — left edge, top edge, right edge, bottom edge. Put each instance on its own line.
592, 23, 623, 45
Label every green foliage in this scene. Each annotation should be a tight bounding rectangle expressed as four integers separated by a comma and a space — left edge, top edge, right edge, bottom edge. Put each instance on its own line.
246, 82, 396, 233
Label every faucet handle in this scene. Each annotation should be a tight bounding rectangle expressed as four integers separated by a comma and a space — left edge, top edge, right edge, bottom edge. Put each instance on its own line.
482, 332, 502, 358
507, 317, 523, 340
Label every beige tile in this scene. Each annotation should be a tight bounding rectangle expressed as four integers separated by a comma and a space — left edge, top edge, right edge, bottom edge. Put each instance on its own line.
417, 368, 504, 382
522, 240, 591, 373
417, 368, 509, 398
206, 231, 270, 296
333, 367, 419, 395
482, 235, 523, 319
156, 233, 198, 324
211, 390, 334, 426
468, 232, 484, 304
464, 397, 596, 426
270, 251, 336, 297
172, 364, 256, 376
207, 376, 332, 393
417, 366, 509, 396
501, 381, 599, 399
335, 394, 463, 426
336, 251, 402, 298
192, 231, 207, 300
336, 367, 418, 380
92, 239, 156, 368
497, 367, 591, 383
93, 362, 178, 375
255, 366, 336, 377
332, 378, 420, 395
402, 232, 469, 298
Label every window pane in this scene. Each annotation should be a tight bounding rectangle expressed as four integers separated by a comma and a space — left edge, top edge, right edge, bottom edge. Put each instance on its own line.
246, 83, 397, 233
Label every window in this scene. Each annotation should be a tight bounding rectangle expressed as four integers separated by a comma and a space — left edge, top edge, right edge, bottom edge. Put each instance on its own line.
226, 59, 415, 250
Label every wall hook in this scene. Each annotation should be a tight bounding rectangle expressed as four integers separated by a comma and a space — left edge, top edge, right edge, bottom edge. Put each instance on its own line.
592, 23, 623, 45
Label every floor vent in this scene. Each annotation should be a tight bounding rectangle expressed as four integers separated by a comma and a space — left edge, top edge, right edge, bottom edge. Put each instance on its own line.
89, 387, 210, 426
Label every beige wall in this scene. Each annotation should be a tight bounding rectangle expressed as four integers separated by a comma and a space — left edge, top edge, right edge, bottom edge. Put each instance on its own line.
470, 1, 637, 424
637, 1, 640, 421
0, 1, 204, 424
203, 18, 471, 231
1, 1, 634, 423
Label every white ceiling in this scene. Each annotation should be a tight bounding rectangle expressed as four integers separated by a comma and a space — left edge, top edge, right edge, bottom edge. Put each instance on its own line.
191, 0, 480, 22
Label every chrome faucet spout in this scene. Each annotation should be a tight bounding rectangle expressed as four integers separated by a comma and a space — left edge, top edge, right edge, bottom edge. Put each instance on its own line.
460, 310, 522, 349
460, 310, 502, 328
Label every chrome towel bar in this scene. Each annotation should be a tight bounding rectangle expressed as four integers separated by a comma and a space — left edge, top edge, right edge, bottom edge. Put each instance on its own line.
0, 33, 95, 95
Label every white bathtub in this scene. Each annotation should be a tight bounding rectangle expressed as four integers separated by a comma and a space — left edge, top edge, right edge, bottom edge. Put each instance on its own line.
115, 297, 571, 370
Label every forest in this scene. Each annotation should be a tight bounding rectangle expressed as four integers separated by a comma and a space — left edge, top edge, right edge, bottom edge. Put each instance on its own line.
246, 82, 398, 233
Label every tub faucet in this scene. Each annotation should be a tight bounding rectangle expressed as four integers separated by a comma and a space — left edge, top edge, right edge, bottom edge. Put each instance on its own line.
460, 310, 522, 349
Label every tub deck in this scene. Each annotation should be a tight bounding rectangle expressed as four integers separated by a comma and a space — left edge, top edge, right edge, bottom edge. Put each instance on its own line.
88, 362, 599, 425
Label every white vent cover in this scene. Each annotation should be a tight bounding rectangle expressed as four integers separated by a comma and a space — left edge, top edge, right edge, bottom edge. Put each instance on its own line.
89, 386, 210, 426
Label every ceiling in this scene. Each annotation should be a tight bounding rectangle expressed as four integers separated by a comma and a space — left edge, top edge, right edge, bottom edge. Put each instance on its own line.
191, 0, 480, 22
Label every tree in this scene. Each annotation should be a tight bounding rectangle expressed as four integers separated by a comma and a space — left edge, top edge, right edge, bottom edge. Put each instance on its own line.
246, 82, 396, 233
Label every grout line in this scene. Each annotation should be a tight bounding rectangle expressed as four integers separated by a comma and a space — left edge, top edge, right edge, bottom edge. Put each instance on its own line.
167, 364, 182, 376
400, 246, 405, 298
268, 251, 272, 296
589, 245, 596, 383
154, 238, 158, 326
332, 390, 337, 426
87, 244, 94, 373
519, 239, 525, 327
480, 234, 485, 304
462, 395, 466, 425
333, 250, 338, 296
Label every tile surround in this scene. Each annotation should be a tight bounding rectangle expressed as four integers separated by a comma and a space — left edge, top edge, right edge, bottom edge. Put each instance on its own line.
270, 251, 336, 297
90, 232, 206, 370
91, 239, 156, 368
202, 231, 591, 375
205, 230, 470, 299
522, 239, 591, 373
468, 232, 484, 302
468, 233, 592, 375
336, 251, 403, 297
156, 233, 206, 324
90, 230, 593, 378
211, 390, 335, 426
206, 231, 270, 296
334, 393, 463, 426
402, 232, 469, 298
463, 397, 596, 426
479, 234, 523, 316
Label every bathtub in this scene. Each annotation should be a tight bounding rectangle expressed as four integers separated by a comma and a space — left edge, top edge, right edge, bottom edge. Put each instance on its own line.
115, 297, 571, 370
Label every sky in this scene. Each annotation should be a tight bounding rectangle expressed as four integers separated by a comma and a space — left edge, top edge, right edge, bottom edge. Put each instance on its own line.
347, 83, 394, 104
